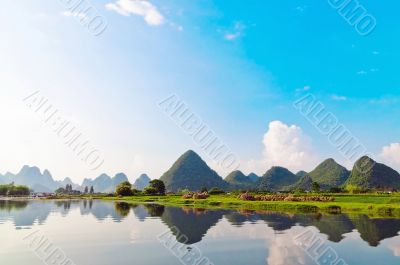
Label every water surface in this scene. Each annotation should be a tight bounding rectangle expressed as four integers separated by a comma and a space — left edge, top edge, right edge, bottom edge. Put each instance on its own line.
1, 200, 399, 265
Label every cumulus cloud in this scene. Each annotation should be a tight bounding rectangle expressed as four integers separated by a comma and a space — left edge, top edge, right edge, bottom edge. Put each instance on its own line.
106, 0, 164, 26
261, 121, 319, 172
242, 121, 319, 174
379, 143, 400, 169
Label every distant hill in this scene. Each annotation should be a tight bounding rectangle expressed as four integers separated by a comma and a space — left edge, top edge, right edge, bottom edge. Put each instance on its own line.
248, 173, 260, 182
224, 171, 255, 190
284, 175, 313, 191
308, 158, 350, 189
133, 174, 151, 190
345, 156, 400, 190
0, 166, 60, 192
296, 171, 308, 178
258, 167, 299, 192
160, 150, 227, 192
82, 173, 129, 193
56, 177, 82, 191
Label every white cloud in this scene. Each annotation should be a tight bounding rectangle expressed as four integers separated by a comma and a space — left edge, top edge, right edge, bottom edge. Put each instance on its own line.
106, 0, 164, 26
224, 22, 245, 41
331, 94, 347, 101
379, 143, 400, 168
241, 121, 319, 174
295, 6, 307, 12
62, 11, 87, 20
357, 70, 368, 75
357, 68, 379, 75
295, 85, 311, 93
261, 121, 318, 172
369, 96, 400, 105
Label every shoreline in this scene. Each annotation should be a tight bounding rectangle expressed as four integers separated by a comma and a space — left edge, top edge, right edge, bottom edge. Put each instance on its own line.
103, 194, 400, 218
3, 194, 400, 218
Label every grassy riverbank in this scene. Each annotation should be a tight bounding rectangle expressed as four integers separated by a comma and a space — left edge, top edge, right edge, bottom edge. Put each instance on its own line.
100, 193, 400, 217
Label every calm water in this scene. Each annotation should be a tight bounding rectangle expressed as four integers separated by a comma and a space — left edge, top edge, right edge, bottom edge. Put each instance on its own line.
0, 200, 400, 265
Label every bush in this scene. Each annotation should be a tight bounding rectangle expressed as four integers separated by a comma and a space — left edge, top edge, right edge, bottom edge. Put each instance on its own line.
329, 187, 344, 193
132, 189, 142, 196
144, 187, 158, 195
209, 187, 225, 195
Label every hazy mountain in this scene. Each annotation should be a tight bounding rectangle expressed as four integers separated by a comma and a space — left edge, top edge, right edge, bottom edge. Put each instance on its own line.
308, 158, 350, 189
82, 173, 129, 193
225, 171, 255, 190
160, 150, 228, 192
3, 166, 60, 192
133, 174, 151, 190
56, 177, 82, 191
1, 172, 15, 184
248, 173, 260, 182
113, 173, 129, 187
258, 166, 299, 191
345, 156, 400, 190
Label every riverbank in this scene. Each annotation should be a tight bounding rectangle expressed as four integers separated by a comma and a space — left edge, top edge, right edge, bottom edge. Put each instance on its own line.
101, 193, 400, 218
7, 193, 400, 217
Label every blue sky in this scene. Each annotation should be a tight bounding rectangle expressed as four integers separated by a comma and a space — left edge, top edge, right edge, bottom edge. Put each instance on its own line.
0, 0, 399, 183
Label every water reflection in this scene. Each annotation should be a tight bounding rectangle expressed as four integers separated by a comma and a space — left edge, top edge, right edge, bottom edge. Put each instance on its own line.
1, 199, 400, 248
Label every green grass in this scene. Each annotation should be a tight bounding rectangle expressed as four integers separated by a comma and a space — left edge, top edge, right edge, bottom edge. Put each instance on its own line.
99, 193, 400, 218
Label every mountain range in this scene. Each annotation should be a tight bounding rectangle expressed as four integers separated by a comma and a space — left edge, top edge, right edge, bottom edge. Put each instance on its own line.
159, 150, 400, 192
0, 166, 150, 193
2, 151, 400, 193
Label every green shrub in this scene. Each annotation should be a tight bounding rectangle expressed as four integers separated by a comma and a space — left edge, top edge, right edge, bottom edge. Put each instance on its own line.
209, 187, 225, 195
116, 181, 134, 196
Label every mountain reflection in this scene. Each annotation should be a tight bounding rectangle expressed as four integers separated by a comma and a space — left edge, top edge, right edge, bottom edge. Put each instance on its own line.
1, 200, 400, 247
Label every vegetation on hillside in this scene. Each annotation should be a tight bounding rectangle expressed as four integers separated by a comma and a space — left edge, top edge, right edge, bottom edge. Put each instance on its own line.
257, 167, 299, 191
160, 150, 227, 192
308, 158, 350, 189
345, 156, 400, 190
224, 170, 255, 190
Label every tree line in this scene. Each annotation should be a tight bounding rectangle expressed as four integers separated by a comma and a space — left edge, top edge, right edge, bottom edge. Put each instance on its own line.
0, 183, 30, 196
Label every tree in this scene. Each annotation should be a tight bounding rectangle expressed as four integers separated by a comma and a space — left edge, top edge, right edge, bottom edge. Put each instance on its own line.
84, 186, 89, 194
116, 181, 134, 196
90, 186, 94, 194
311, 182, 320, 193
65, 184, 73, 193
148, 179, 165, 195
55, 187, 66, 194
